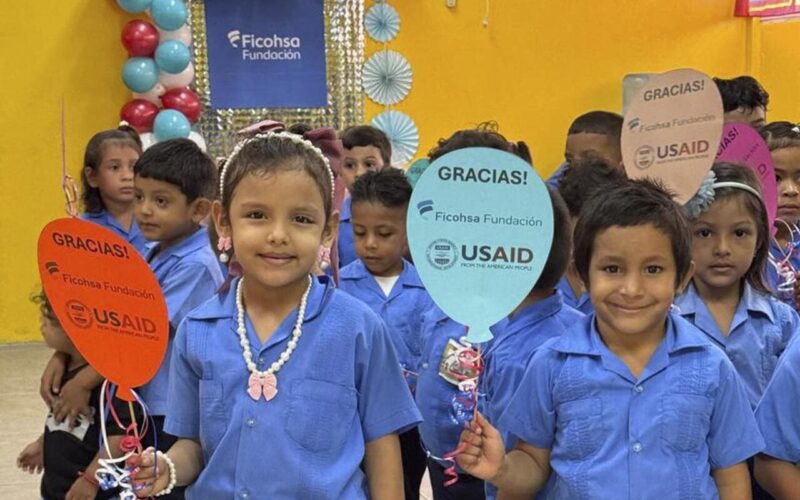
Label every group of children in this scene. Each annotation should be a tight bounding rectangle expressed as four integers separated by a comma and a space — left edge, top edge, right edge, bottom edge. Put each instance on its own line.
14, 73, 800, 500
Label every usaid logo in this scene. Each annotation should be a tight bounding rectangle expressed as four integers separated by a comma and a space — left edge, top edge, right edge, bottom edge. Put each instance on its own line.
225, 29, 303, 60
426, 239, 458, 270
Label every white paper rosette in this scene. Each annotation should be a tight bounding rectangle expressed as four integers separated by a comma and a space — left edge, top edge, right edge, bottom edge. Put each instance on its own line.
363, 50, 412, 105
371, 110, 419, 166
365, 3, 400, 43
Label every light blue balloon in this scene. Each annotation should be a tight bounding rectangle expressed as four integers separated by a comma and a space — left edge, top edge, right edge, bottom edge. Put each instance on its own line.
117, 0, 151, 13
122, 57, 159, 93
405, 158, 430, 188
150, 0, 188, 31
153, 110, 191, 141
155, 40, 191, 74
407, 148, 554, 343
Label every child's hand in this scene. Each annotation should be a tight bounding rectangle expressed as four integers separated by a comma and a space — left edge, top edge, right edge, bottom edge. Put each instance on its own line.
52, 378, 93, 428
16, 437, 44, 474
131, 448, 171, 498
65, 476, 98, 500
455, 412, 507, 481
40, 352, 68, 408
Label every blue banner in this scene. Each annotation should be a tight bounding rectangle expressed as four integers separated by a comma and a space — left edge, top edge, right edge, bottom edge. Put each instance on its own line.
204, 0, 328, 109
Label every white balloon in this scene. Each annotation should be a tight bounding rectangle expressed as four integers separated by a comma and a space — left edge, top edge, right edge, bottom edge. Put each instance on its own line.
159, 62, 194, 89
158, 24, 192, 46
140, 132, 157, 150
132, 83, 166, 105
188, 131, 207, 152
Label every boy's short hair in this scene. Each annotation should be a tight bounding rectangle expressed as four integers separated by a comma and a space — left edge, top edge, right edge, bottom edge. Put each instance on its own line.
134, 138, 217, 201
559, 157, 628, 218
573, 179, 692, 287
350, 167, 412, 209
567, 111, 623, 140
533, 186, 571, 291
713, 75, 769, 113
340, 125, 392, 166
428, 122, 530, 163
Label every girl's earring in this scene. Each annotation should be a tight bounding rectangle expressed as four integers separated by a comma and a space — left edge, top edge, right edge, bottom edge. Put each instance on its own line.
218, 236, 232, 264
318, 245, 331, 270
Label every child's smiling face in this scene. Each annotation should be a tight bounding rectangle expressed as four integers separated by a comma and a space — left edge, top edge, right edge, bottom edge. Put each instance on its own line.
219, 169, 336, 292
588, 224, 689, 342
773, 147, 800, 224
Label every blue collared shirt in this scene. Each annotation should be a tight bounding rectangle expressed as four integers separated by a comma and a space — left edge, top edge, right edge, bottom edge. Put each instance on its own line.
81, 210, 149, 255
483, 291, 583, 500
755, 334, 800, 462
415, 306, 501, 459
138, 226, 223, 415
766, 239, 800, 309
337, 197, 357, 268
339, 259, 435, 380
500, 313, 764, 499
555, 276, 593, 315
165, 276, 421, 499
546, 162, 568, 189
675, 282, 797, 407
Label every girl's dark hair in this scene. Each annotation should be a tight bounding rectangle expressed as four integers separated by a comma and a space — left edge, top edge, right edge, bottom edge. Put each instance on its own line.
533, 186, 571, 291
81, 125, 142, 214
694, 163, 770, 294
32, 289, 57, 323
350, 168, 411, 209
428, 122, 530, 163
220, 134, 333, 222
760, 121, 800, 152
574, 179, 692, 288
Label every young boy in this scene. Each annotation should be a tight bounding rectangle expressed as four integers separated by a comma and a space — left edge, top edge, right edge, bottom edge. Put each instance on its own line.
17, 292, 131, 500
556, 156, 627, 314
481, 186, 583, 500
714, 75, 769, 128
338, 125, 391, 268
339, 167, 434, 500
546, 111, 624, 188
133, 138, 223, 496
456, 179, 764, 498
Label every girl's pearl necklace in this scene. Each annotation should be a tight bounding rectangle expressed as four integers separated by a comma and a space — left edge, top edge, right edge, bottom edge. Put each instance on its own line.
236, 276, 312, 401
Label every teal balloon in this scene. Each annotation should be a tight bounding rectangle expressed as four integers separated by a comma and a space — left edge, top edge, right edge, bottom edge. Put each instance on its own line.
153, 110, 191, 141
117, 0, 151, 13
151, 0, 188, 31
155, 40, 191, 74
122, 58, 159, 93
407, 148, 554, 343
405, 158, 430, 188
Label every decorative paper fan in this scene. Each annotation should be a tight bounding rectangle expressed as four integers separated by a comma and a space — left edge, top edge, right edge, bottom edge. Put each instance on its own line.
363, 50, 412, 105
365, 3, 400, 43
371, 110, 418, 166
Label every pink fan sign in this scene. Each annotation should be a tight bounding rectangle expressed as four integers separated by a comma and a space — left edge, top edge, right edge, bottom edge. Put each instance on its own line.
622, 68, 724, 204
716, 123, 778, 235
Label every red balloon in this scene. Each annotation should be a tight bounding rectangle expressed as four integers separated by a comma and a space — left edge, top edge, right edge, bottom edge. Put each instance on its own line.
121, 20, 159, 57
160, 87, 201, 123
120, 99, 160, 132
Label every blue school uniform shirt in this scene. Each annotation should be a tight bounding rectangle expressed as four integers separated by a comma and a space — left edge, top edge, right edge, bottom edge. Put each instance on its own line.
338, 197, 357, 268
482, 291, 583, 500
138, 226, 223, 416
499, 313, 764, 500
766, 239, 800, 308
755, 334, 800, 462
546, 161, 568, 189
339, 259, 435, 383
81, 210, 149, 255
165, 276, 421, 500
555, 276, 593, 314
415, 306, 502, 459
675, 282, 797, 407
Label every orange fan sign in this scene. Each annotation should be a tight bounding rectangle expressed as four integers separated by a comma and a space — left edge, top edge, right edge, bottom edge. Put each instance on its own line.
37, 218, 168, 401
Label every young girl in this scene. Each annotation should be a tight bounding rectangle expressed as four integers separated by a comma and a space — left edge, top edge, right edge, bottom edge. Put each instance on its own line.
761, 122, 800, 309
454, 179, 763, 499
130, 132, 420, 498
675, 163, 798, 408
80, 124, 148, 254
17, 292, 131, 500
